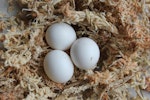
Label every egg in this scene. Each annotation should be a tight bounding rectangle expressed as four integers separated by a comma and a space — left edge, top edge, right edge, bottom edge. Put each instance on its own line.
46, 22, 77, 50
70, 37, 100, 70
44, 50, 74, 83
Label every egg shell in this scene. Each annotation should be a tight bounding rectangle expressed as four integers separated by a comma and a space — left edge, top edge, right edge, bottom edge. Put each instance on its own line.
44, 50, 74, 83
70, 37, 100, 70
46, 22, 77, 50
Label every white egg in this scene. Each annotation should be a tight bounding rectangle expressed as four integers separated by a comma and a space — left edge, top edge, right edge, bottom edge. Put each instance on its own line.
46, 22, 77, 50
70, 37, 100, 70
44, 50, 74, 83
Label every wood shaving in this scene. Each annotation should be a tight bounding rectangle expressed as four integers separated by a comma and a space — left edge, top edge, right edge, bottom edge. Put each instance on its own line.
0, 0, 150, 100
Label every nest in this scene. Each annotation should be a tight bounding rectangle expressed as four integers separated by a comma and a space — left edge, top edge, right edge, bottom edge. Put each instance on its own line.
0, 0, 150, 100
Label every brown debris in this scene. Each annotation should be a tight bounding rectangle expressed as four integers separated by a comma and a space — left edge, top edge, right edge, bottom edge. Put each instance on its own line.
145, 77, 150, 91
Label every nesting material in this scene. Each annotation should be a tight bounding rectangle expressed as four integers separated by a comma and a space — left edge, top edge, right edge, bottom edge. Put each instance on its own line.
0, 0, 150, 100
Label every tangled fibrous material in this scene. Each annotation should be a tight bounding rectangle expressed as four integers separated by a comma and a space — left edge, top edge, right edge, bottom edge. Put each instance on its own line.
0, 0, 150, 100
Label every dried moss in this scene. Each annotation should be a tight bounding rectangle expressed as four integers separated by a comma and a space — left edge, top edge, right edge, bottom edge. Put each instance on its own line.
0, 0, 150, 100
